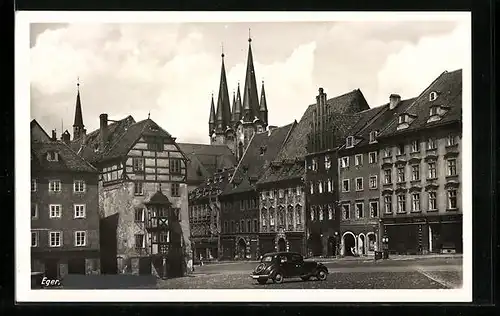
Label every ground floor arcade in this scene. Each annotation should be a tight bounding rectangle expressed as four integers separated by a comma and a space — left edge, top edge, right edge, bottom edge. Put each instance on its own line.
340, 221, 380, 257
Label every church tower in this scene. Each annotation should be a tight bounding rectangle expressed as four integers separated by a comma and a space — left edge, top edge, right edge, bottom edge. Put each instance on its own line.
73, 79, 86, 140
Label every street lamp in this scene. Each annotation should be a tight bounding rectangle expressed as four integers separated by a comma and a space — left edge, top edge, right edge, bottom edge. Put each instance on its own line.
381, 235, 389, 260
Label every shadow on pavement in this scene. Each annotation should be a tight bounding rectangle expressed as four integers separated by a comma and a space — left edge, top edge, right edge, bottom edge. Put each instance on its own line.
61, 274, 158, 289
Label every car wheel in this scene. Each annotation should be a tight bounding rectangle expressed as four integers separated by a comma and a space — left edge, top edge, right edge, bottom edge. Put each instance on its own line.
273, 272, 284, 284
316, 269, 327, 281
257, 279, 267, 285
300, 276, 310, 281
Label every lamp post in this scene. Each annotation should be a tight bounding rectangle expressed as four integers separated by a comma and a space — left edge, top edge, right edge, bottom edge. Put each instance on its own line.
381, 235, 389, 260
334, 231, 340, 258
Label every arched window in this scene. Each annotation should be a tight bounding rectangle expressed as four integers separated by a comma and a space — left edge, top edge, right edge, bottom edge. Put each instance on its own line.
318, 205, 324, 221
261, 208, 267, 226
269, 207, 275, 226
287, 205, 294, 227
295, 205, 302, 224
278, 206, 285, 227
429, 91, 437, 101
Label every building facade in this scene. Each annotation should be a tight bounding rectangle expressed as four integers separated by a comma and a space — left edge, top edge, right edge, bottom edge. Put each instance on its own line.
31, 120, 100, 279
188, 167, 234, 261
377, 69, 463, 255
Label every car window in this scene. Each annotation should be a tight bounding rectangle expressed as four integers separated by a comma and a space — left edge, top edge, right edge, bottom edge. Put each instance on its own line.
291, 254, 303, 262
261, 255, 274, 263
279, 255, 288, 263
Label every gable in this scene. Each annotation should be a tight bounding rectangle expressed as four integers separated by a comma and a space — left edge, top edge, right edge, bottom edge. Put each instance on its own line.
30, 120, 51, 142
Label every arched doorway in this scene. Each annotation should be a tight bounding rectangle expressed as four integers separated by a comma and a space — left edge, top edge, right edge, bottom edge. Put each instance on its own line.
237, 238, 246, 260
277, 238, 286, 252
343, 232, 356, 256
327, 236, 336, 257
367, 233, 376, 254
359, 234, 366, 255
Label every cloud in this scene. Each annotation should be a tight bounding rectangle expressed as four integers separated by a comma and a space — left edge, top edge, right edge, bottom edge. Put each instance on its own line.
376, 21, 469, 105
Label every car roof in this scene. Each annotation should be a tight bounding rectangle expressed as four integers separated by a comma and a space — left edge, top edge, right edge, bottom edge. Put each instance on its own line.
262, 251, 302, 256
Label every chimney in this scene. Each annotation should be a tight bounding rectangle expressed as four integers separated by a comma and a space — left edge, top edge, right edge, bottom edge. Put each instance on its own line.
268, 125, 278, 136
51, 129, 57, 141
389, 94, 401, 110
99, 113, 109, 150
61, 131, 71, 144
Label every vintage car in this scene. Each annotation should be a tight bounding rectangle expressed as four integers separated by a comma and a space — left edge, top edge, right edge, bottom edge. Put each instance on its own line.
250, 251, 328, 285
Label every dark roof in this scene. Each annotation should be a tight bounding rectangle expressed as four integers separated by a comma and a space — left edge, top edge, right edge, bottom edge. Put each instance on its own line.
258, 89, 370, 184
72, 116, 181, 164
145, 190, 172, 206
178, 143, 237, 184
30, 119, 52, 142
378, 69, 462, 138
31, 140, 98, 173
189, 167, 235, 200
222, 122, 295, 196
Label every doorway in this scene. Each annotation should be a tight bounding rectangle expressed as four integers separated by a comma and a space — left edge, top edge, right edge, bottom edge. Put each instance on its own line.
138, 257, 152, 275
343, 233, 356, 256
359, 234, 366, 255
367, 233, 376, 253
68, 257, 86, 274
45, 258, 59, 279
237, 239, 246, 260
327, 236, 336, 257
277, 238, 286, 252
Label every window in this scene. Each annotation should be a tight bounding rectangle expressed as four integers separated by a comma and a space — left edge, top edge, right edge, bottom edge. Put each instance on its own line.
447, 189, 458, 209
171, 183, 180, 197
254, 219, 258, 232
46, 151, 59, 161
318, 206, 324, 221
355, 177, 363, 191
147, 138, 164, 151
135, 234, 145, 249
49, 231, 62, 247
31, 179, 37, 192
49, 204, 61, 218
311, 158, 318, 171
224, 221, 228, 233
159, 231, 169, 243
318, 181, 323, 194
261, 191, 266, 200
278, 189, 284, 198
397, 167, 405, 183
355, 154, 363, 166
327, 179, 333, 192
324, 156, 331, 169
31, 203, 38, 219
384, 195, 392, 213
397, 144, 405, 155
383, 147, 392, 158
411, 140, 420, 153
269, 190, 274, 199
430, 106, 439, 116
132, 158, 144, 172
170, 158, 182, 174
346, 136, 354, 148
355, 203, 364, 218
134, 182, 144, 195
134, 208, 144, 222
411, 193, 421, 212
428, 162, 437, 179
411, 165, 420, 181
369, 202, 378, 217
309, 182, 314, 194
397, 195, 406, 213
342, 179, 350, 192
75, 231, 87, 247
428, 192, 437, 211
328, 205, 333, 220
310, 207, 315, 221
447, 159, 457, 176
231, 220, 235, 232
384, 169, 392, 184
342, 204, 350, 220
296, 208, 301, 224
369, 151, 378, 164
429, 91, 437, 101
340, 156, 349, 168
31, 231, 38, 247
74, 204, 86, 218
240, 220, 245, 233
369, 130, 378, 143
269, 211, 275, 226
446, 135, 456, 146
428, 138, 437, 150
74, 180, 86, 192
369, 175, 378, 189
296, 186, 301, 196
49, 180, 61, 192
398, 115, 406, 124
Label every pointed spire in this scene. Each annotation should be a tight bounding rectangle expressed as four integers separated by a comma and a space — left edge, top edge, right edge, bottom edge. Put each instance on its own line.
209, 93, 216, 135
216, 47, 231, 132
232, 81, 242, 124
259, 79, 268, 126
73, 77, 85, 140
242, 31, 259, 122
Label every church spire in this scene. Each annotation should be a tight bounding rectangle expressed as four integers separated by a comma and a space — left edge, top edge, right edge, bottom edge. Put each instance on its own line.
259, 79, 268, 127
215, 44, 231, 132
72, 78, 85, 140
208, 93, 216, 136
241, 30, 259, 122
232, 81, 242, 125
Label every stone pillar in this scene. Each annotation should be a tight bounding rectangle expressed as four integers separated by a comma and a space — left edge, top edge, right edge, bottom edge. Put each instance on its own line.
428, 225, 433, 253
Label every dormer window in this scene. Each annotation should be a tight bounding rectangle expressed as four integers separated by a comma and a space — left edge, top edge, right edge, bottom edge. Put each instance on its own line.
398, 115, 407, 125
46, 151, 59, 162
369, 130, 378, 144
397, 113, 415, 131
427, 105, 449, 123
346, 136, 354, 148
311, 158, 318, 171
430, 106, 439, 116
429, 91, 438, 101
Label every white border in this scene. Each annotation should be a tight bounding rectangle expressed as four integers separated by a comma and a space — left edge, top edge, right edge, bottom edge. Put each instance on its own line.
16, 11, 472, 303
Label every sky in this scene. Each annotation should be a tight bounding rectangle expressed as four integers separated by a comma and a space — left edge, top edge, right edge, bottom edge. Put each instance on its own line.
29, 18, 470, 144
